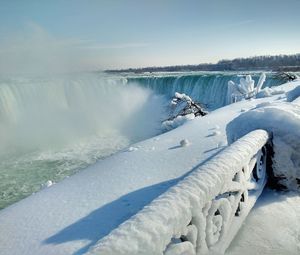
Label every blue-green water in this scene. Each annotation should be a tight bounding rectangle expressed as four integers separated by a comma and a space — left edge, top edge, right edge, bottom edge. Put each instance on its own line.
126, 71, 280, 109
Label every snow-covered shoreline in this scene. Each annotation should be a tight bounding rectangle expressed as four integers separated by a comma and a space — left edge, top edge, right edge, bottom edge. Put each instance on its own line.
0, 80, 299, 255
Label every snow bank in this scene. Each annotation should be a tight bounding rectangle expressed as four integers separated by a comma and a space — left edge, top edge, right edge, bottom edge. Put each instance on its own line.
286, 85, 300, 102
226, 189, 300, 255
88, 130, 269, 255
256, 86, 285, 98
227, 101, 300, 191
162, 113, 195, 130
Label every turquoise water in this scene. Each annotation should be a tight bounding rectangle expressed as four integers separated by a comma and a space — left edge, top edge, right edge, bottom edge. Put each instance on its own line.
0, 71, 283, 209
126, 71, 280, 110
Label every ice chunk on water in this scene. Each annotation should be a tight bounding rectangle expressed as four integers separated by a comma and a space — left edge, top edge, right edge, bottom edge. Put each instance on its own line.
41, 180, 54, 189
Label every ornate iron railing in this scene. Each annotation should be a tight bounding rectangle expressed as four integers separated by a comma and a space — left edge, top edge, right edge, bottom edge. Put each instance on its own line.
88, 130, 270, 255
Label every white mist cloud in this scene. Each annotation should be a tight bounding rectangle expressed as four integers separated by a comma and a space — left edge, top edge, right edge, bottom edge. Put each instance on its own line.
0, 23, 91, 75
0, 22, 150, 75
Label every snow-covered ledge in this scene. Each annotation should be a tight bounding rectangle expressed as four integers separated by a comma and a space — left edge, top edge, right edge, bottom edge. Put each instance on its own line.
87, 130, 270, 255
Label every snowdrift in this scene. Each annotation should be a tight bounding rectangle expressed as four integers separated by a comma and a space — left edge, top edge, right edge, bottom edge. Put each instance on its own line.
227, 91, 300, 191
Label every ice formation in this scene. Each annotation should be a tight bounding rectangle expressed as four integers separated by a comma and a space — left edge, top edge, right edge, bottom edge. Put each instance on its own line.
228, 73, 266, 103
128, 72, 279, 109
227, 100, 300, 191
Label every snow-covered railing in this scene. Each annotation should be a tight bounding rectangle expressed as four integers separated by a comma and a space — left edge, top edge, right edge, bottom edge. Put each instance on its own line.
88, 130, 270, 255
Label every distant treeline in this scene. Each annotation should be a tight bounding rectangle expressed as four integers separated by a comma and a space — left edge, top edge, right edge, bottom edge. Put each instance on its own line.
106, 53, 300, 73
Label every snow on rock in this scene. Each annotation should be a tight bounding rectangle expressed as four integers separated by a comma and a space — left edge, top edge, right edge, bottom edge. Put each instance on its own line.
256, 87, 285, 98
41, 180, 54, 189
128, 146, 138, 152
255, 88, 272, 98
180, 139, 190, 147
227, 101, 300, 191
162, 113, 195, 131
87, 130, 269, 255
165, 242, 195, 255
212, 130, 221, 136
218, 141, 227, 148
174, 92, 192, 102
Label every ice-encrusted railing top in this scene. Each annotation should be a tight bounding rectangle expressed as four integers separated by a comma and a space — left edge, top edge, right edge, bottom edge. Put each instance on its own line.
87, 130, 270, 255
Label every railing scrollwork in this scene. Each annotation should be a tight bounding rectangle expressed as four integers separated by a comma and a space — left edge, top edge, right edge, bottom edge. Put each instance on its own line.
88, 130, 271, 255
164, 143, 268, 255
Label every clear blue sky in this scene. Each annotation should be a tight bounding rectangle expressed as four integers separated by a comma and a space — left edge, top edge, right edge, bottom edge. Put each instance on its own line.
0, 0, 300, 72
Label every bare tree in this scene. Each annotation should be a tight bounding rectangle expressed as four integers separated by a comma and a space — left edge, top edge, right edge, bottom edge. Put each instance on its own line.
274, 72, 298, 83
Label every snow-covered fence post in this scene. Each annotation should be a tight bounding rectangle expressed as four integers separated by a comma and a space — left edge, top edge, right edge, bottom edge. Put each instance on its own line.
87, 130, 270, 255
